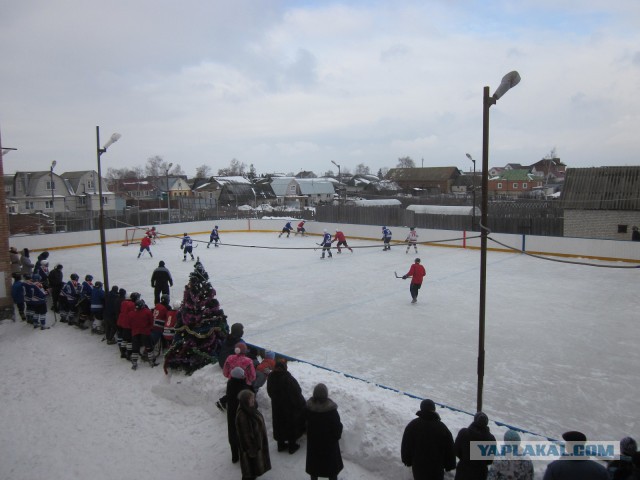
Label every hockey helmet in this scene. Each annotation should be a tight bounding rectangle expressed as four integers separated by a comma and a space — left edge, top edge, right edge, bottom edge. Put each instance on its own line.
130, 292, 141, 301
172, 301, 181, 310
183, 232, 188, 236
41, 260, 48, 266
215, 225, 218, 229
32, 274, 41, 282
70, 273, 79, 281
323, 229, 328, 233
23, 273, 32, 280
85, 274, 93, 281
382, 226, 386, 229
55, 264, 63, 270
135, 299, 146, 309
118, 288, 127, 297
161, 294, 170, 304
94, 281, 103, 289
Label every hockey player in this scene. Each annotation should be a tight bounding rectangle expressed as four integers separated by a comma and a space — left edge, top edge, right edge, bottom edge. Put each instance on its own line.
60, 273, 81, 325
163, 302, 181, 346
138, 235, 153, 258
35, 259, 50, 289
207, 225, 220, 248
295, 220, 306, 236
31, 274, 49, 330
405, 227, 419, 254
382, 226, 393, 251
181, 233, 195, 261
90, 281, 105, 334
279, 221, 293, 238
76, 275, 93, 330
129, 298, 153, 370
117, 292, 139, 359
150, 295, 171, 366
320, 229, 333, 259
402, 258, 427, 304
145, 226, 158, 242
333, 229, 353, 253
11, 275, 26, 322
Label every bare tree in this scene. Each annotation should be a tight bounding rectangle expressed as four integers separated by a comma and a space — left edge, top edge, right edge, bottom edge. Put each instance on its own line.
145, 155, 173, 177
355, 163, 370, 175
171, 164, 185, 176
377, 167, 389, 179
218, 158, 246, 176
324, 169, 335, 177
396, 156, 416, 168
247, 164, 257, 180
195, 164, 212, 179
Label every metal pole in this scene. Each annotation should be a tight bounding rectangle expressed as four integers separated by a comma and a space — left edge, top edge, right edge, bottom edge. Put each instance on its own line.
50, 161, 56, 233
472, 160, 476, 230
96, 126, 109, 293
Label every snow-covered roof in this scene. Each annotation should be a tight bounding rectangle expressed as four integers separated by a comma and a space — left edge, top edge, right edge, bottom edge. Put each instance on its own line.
215, 176, 251, 185
406, 205, 481, 216
352, 199, 401, 206
295, 178, 335, 195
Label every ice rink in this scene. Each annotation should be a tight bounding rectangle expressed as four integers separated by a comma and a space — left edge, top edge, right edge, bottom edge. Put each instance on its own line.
49, 230, 639, 440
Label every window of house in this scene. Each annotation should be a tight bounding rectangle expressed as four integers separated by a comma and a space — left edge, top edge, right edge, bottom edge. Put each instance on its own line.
78, 196, 86, 206
46, 180, 55, 190
8, 205, 16, 213
289, 185, 296, 194
618, 225, 628, 234
522, 183, 528, 189
513, 183, 518, 189
45, 200, 54, 209
87, 180, 95, 190
25, 201, 34, 210
497, 183, 503, 189
102, 196, 108, 205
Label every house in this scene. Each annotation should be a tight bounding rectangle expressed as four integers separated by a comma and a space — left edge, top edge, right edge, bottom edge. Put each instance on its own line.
296, 178, 336, 205
62, 170, 116, 212
561, 166, 640, 240
488, 169, 543, 198
345, 174, 381, 195
384, 167, 461, 194
529, 157, 566, 182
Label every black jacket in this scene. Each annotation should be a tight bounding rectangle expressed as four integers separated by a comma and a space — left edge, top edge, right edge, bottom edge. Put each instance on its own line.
103, 290, 122, 322
49, 268, 64, 288
266, 369, 306, 443
150, 267, 173, 290
454, 423, 496, 480
401, 410, 456, 480
226, 378, 251, 450
305, 397, 343, 477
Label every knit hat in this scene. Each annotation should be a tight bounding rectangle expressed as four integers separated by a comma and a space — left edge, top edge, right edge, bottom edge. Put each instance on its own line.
234, 342, 247, 355
562, 431, 587, 442
621, 437, 638, 456
504, 430, 521, 442
274, 360, 287, 371
473, 412, 489, 427
265, 350, 275, 360
312, 383, 328, 401
230, 323, 244, 337
420, 399, 436, 412
9, 247, 17, 253
159, 261, 165, 267
230, 366, 245, 379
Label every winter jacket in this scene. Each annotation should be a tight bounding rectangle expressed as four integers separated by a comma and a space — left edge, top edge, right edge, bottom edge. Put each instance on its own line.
33, 252, 49, 273
218, 335, 245, 368
48, 268, 64, 288
223, 354, 256, 386
150, 266, 173, 290
226, 378, 251, 452
235, 398, 271, 478
20, 254, 33, 276
488, 457, 534, 480
542, 459, 608, 480
406, 263, 427, 285
60, 280, 80, 303
454, 422, 496, 480
266, 368, 306, 443
130, 307, 153, 336
152, 303, 169, 331
401, 410, 456, 480
305, 396, 343, 478
10, 251, 21, 275
32, 283, 47, 306
103, 289, 122, 322
117, 299, 136, 329
90, 288, 105, 312
11, 280, 25, 303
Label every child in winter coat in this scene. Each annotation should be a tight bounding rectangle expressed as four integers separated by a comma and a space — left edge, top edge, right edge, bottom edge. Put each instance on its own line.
223, 343, 256, 386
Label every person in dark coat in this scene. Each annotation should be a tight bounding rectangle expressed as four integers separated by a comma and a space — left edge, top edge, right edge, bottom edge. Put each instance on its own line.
48, 264, 64, 312
607, 436, 637, 480
33, 251, 49, 275
150, 261, 173, 304
401, 399, 456, 480
543, 431, 608, 480
20, 248, 33, 276
9, 247, 21, 276
103, 286, 122, 344
235, 389, 271, 480
454, 412, 496, 480
226, 366, 252, 464
266, 360, 306, 454
305, 383, 343, 480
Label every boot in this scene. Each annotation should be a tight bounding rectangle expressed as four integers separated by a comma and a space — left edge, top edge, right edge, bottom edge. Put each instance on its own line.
131, 360, 138, 370
277, 441, 287, 452
120, 347, 127, 358
288, 443, 300, 454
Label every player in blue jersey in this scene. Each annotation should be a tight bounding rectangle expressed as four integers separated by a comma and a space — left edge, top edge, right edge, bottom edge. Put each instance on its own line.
320, 229, 333, 259
207, 225, 220, 248
181, 233, 195, 261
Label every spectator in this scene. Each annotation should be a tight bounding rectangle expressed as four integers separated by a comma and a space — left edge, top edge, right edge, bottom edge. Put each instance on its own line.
48, 264, 64, 313
606, 436, 637, 480
223, 343, 256, 387
9, 247, 21, 277
103, 286, 122, 344
20, 248, 33, 276
90, 281, 105, 334
401, 399, 456, 480
266, 360, 306, 454
235, 389, 271, 479
226, 366, 252, 464
254, 351, 276, 390
454, 412, 496, 480
487, 430, 534, 480
305, 383, 343, 480
543, 431, 608, 480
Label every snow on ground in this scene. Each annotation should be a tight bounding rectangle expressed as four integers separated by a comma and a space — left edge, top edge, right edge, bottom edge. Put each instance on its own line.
1, 231, 637, 480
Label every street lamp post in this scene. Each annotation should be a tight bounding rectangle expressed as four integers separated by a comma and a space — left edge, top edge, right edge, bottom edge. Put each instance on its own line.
477, 71, 520, 413
166, 162, 173, 224
465, 153, 476, 231
331, 160, 341, 204
96, 126, 121, 294
50, 160, 57, 233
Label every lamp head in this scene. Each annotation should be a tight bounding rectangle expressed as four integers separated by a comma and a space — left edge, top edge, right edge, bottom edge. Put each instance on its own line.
493, 71, 521, 100
102, 133, 122, 150
51, 160, 57, 169
331, 160, 339, 167
466, 153, 473, 161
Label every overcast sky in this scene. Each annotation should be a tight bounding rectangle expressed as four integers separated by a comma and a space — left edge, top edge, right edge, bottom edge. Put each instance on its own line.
2, 0, 639, 177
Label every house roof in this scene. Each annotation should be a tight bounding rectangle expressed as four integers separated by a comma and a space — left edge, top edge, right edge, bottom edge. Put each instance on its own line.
270, 177, 297, 196
296, 178, 335, 195
493, 169, 535, 181
561, 166, 640, 210
386, 167, 460, 182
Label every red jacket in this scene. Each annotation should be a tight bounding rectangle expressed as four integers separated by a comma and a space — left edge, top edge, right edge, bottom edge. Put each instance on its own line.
130, 307, 153, 336
334, 231, 347, 242
117, 299, 136, 328
163, 310, 178, 341
152, 303, 168, 331
406, 263, 426, 285
140, 236, 151, 248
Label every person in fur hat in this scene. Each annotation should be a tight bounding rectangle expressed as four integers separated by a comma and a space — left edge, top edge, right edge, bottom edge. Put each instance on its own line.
266, 360, 306, 454
454, 412, 496, 480
235, 389, 271, 479
305, 383, 343, 480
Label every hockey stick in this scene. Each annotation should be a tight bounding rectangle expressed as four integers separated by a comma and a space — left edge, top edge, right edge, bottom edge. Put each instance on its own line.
394, 271, 405, 279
